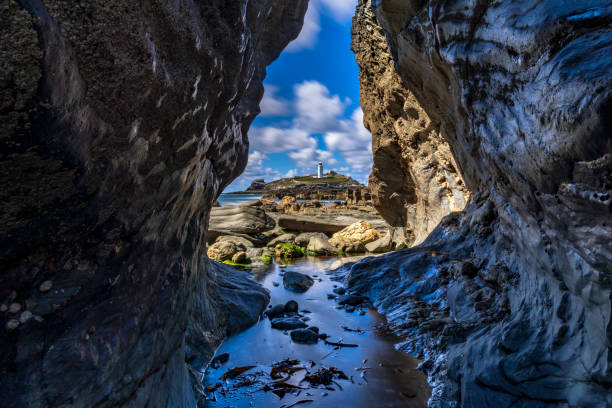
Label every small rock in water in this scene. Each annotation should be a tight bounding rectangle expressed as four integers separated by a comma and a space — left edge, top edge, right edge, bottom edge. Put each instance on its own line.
271, 316, 308, 330
338, 294, 368, 306
283, 271, 314, 293
327, 294, 337, 299
5, 319, 19, 331
290, 328, 319, 344
210, 353, 230, 369
308, 326, 319, 333
272, 281, 280, 287
0, 304, 7, 312
39, 280, 53, 293
8, 303, 21, 314
359, 310, 366, 316
332, 287, 346, 295
302, 316, 311, 322
19, 310, 33, 323
284, 300, 299, 314
266, 304, 286, 319
345, 305, 355, 313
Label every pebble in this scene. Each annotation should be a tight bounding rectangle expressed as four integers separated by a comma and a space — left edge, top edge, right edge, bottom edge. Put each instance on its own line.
6, 319, 19, 330
332, 287, 346, 295
9, 303, 21, 314
272, 282, 280, 287
19, 310, 33, 323
0, 304, 7, 312
39, 280, 53, 292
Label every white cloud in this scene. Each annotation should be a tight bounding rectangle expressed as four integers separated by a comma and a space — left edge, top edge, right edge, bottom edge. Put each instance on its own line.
285, 0, 356, 53
226, 150, 282, 191
323, 107, 370, 151
284, 169, 298, 178
260, 85, 290, 117
288, 147, 338, 168
249, 126, 316, 154
294, 81, 347, 133
319, 0, 357, 22
286, 1, 320, 52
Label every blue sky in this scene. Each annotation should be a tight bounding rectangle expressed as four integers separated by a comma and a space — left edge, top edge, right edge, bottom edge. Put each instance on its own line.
226, 0, 371, 191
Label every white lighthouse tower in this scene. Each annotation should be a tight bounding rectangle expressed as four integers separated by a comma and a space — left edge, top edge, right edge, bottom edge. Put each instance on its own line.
317, 162, 323, 179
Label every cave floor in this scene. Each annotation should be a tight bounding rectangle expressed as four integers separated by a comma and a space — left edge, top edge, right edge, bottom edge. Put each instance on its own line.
202, 256, 431, 407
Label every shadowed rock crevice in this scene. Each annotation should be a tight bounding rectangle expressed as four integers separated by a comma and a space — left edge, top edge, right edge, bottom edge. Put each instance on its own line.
0, 1, 306, 406
348, 1, 611, 407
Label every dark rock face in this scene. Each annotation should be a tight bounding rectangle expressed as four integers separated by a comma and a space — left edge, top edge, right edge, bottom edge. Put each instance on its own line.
349, 1, 611, 407
0, 0, 307, 406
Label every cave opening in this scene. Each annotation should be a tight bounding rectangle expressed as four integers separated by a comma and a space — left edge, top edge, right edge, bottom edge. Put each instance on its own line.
2, 0, 610, 407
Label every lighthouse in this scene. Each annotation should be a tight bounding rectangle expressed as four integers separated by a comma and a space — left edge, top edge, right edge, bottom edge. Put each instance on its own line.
317, 162, 323, 179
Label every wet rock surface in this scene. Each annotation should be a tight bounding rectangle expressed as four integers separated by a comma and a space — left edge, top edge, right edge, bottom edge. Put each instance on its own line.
351, 1, 612, 407
0, 1, 306, 406
283, 271, 315, 293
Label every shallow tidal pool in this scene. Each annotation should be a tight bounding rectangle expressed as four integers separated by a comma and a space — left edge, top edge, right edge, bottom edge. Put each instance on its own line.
202, 257, 430, 407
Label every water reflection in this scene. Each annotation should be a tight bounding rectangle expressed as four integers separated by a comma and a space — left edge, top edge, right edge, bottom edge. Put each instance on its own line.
202, 257, 431, 407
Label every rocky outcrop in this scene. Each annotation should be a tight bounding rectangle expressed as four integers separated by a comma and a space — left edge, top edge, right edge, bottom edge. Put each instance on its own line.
352, 3, 468, 244
0, 1, 306, 406
329, 221, 381, 253
277, 215, 349, 234
349, 1, 611, 407
209, 205, 275, 235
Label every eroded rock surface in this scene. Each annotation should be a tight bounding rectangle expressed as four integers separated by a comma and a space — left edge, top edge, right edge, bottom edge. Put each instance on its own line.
0, 0, 306, 406
348, 1, 611, 407
352, 3, 469, 244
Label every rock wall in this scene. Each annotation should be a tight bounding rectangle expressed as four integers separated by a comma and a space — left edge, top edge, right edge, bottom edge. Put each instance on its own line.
347, 1, 611, 407
0, 0, 306, 406
352, 2, 469, 244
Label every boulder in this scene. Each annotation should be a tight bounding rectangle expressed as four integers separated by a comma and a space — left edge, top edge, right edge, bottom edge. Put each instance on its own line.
207, 229, 266, 247
209, 205, 275, 235
295, 232, 328, 247
278, 196, 297, 209
365, 228, 410, 253
307, 236, 337, 255
231, 251, 248, 264
207, 241, 246, 262
267, 233, 296, 247
283, 271, 314, 293
329, 221, 381, 252
274, 244, 304, 259
277, 215, 348, 234
215, 235, 255, 248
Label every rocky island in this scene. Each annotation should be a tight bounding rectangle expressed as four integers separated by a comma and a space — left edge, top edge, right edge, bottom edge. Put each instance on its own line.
1, 1, 610, 408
